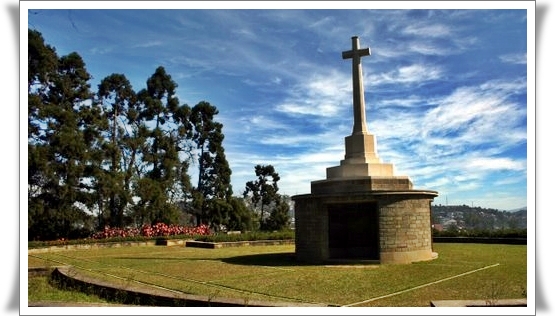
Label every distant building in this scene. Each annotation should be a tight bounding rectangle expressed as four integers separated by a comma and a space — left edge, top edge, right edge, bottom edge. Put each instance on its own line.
432, 224, 444, 232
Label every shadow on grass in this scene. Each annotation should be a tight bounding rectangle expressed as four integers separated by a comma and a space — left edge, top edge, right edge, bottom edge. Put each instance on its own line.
113, 253, 379, 268
110, 253, 306, 267
221, 252, 310, 267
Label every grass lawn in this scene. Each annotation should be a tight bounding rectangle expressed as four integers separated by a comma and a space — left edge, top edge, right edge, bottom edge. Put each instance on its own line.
28, 275, 116, 305
27, 242, 527, 307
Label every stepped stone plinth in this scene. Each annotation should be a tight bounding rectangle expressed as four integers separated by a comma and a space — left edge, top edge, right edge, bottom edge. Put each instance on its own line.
292, 36, 438, 264
327, 131, 395, 179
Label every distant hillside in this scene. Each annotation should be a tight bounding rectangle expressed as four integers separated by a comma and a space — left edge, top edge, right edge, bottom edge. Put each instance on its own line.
508, 206, 527, 212
431, 204, 527, 231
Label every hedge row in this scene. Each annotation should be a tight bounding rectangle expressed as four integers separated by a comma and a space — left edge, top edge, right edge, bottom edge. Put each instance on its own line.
28, 228, 525, 249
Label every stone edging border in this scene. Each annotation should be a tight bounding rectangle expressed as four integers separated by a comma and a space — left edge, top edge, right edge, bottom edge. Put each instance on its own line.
28, 237, 525, 254
185, 239, 295, 248
45, 266, 328, 307
430, 299, 527, 307
28, 239, 296, 253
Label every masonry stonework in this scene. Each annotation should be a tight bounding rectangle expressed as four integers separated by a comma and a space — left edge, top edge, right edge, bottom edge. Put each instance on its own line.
292, 36, 438, 264
377, 194, 436, 264
294, 197, 328, 263
293, 191, 437, 264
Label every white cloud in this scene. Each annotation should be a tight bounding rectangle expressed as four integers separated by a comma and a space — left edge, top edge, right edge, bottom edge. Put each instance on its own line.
276, 102, 340, 117
278, 149, 344, 165
226, 145, 344, 196
30, 8, 528, 212
89, 46, 113, 55
479, 78, 527, 93
245, 115, 290, 131
275, 69, 352, 117
493, 175, 527, 186
408, 42, 451, 56
258, 134, 317, 146
402, 24, 452, 38
362, 76, 528, 205
466, 157, 526, 172
376, 95, 425, 108
132, 40, 163, 48
308, 16, 335, 29
453, 36, 478, 49
374, 39, 455, 58
416, 78, 527, 147
231, 28, 257, 40
368, 64, 443, 86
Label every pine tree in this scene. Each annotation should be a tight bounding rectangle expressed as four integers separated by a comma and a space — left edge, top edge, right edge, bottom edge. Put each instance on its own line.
132, 67, 192, 225
28, 30, 99, 240
189, 101, 233, 227
243, 164, 282, 230
96, 73, 138, 228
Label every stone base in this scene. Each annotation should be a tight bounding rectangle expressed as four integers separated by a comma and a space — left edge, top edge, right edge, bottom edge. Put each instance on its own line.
312, 176, 413, 195
343, 133, 381, 163
326, 163, 395, 178
325, 133, 397, 179
293, 189, 438, 265
380, 250, 438, 264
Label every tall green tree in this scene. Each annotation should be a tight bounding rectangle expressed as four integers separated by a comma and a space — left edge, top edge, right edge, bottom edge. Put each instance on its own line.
28, 29, 57, 140
189, 101, 233, 228
28, 29, 100, 240
227, 197, 256, 232
96, 73, 138, 228
29, 29, 239, 239
263, 195, 291, 231
132, 66, 192, 225
243, 164, 283, 230
28, 30, 58, 206
28, 30, 58, 241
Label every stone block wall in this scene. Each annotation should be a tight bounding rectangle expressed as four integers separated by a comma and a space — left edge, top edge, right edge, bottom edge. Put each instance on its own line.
378, 197, 432, 253
293, 196, 328, 263
311, 177, 412, 195
293, 190, 437, 264
371, 177, 413, 190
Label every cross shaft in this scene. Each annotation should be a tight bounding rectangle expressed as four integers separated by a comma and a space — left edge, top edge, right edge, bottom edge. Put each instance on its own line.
342, 36, 371, 135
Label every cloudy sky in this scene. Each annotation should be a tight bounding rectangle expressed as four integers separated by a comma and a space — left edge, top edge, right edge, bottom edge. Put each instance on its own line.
23, 2, 533, 211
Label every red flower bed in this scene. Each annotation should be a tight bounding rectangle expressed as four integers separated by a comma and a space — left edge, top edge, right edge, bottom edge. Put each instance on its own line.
91, 223, 211, 239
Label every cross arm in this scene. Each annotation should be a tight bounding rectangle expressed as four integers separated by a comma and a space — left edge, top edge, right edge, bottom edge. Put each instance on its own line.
342, 47, 371, 60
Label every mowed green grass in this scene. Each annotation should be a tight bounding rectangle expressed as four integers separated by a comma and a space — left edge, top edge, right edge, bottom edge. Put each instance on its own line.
28, 243, 527, 307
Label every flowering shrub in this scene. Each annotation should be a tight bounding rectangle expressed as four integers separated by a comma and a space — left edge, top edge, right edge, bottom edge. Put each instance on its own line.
91, 223, 211, 239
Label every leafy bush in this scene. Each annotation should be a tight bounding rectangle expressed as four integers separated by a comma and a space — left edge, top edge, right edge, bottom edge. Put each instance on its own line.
28, 224, 212, 249
194, 230, 294, 243
433, 228, 526, 238
27, 226, 296, 249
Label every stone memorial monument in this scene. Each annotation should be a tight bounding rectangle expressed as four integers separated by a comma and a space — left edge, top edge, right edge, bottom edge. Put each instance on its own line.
292, 36, 439, 264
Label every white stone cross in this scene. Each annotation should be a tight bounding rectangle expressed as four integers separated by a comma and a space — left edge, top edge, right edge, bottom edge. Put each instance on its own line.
342, 36, 371, 135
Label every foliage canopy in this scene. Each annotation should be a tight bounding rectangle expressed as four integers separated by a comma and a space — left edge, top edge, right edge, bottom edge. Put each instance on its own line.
27, 29, 267, 241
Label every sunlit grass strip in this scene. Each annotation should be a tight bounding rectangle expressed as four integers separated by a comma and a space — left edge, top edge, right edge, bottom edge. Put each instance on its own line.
33, 251, 317, 304
28, 253, 72, 268
66, 265, 316, 304
40, 250, 296, 287
28, 243, 526, 306
342, 263, 501, 307
28, 275, 113, 305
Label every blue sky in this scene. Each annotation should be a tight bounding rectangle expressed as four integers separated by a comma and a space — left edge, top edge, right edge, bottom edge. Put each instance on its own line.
23, 2, 533, 211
